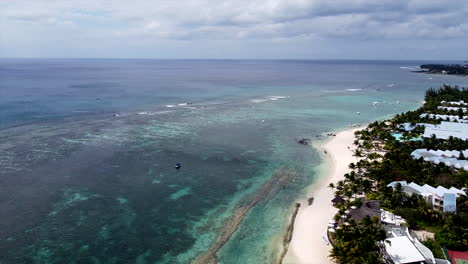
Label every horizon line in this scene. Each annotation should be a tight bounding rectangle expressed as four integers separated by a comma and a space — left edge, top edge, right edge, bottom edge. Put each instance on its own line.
0, 57, 465, 62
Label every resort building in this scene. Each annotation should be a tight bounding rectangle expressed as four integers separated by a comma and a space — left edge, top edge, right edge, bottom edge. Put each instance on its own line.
421, 121, 468, 140
437, 106, 467, 112
348, 199, 381, 222
380, 226, 437, 264
347, 199, 406, 226
330, 199, 450, 264
419, 113, 468, 123
387, 181, 466, 213
411, 149, 468, 170
398, 122, 434, 132
440, 100, 468, 106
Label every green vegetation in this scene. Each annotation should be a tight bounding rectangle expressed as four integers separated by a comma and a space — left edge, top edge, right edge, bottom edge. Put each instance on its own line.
420, 64, 468, 76
330, 216, 386, 264
422, 238, 445, 259
329, 85, 468, 261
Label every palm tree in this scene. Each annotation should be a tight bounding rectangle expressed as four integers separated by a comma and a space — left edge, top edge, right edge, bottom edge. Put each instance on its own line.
353, 149, 363, 157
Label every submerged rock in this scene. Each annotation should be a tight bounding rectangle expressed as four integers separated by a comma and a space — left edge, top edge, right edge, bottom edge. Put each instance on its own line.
296, 138, 311, 145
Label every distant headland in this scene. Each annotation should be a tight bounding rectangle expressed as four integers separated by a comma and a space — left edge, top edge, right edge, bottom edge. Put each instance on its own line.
414, 64, 468, 76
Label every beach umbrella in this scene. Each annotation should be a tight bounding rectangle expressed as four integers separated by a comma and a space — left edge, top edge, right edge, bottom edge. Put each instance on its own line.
344, 222, 350, 226
328, 224, 335, 228
341, 215, 347, 219
344, 210, 350, 214
336, 226, 342, 230
350, 206, 357, 209
328, 228, 336, 233
329, 220, 336, 224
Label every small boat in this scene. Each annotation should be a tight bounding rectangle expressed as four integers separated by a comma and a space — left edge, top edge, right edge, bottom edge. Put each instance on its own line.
175, 163, 181, 169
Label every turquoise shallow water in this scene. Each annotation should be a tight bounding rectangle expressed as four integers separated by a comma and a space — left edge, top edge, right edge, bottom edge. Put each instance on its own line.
1, 59, 468, 263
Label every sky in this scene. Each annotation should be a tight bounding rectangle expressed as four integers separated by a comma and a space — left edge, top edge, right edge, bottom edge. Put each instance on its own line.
1, 0, 468, 60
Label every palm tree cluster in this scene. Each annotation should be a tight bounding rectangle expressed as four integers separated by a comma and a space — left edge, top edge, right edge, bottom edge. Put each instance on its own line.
328, 85, 468, 259
420, 64, 468, 76
330, 216, 386, 264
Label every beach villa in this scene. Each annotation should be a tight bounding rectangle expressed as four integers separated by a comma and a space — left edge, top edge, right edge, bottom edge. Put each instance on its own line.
437, 106, 467, 112
387, 181, 466, 213
422, 121, 468, 140
440, 100, 468, 106
419, 113, 468, 123
411, 148, 468, 170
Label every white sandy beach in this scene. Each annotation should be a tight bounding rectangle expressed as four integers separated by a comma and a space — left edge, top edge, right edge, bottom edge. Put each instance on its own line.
283, 128, 361, 264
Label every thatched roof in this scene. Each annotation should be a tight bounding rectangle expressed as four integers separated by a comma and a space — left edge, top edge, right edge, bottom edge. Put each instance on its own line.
331, 196, 345, 205
349, 200, 381, 222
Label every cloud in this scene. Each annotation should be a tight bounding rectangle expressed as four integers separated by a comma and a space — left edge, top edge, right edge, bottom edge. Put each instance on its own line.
0, 0, 467, 58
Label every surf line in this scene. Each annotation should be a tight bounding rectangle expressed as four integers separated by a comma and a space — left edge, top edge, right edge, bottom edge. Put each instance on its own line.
192, 168, 297, 264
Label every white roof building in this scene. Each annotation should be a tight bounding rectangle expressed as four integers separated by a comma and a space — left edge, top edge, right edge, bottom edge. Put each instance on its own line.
420, 113, 468, 123
398, 123, 436, 131
422, 121, 468, 140
382, 227, 436, 264
384, 236, 427, 264
381, 210, 406, 226
387, 181, 407, 188
411, 149, 468, 170
440, 100, 468, 106
437, 106, 467, 112
387, 181, 466, 213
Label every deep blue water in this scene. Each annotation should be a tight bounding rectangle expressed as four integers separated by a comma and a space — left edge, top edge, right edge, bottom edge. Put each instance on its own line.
0, 59, 467, 264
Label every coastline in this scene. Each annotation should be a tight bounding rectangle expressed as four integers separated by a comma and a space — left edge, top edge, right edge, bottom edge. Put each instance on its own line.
283, 127, 362, 264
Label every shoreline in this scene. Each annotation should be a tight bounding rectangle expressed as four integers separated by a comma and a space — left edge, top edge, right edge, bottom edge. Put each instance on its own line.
283, 127, 362, 264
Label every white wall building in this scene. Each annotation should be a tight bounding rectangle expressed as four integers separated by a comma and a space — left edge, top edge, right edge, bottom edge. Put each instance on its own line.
387, 181, 466, 213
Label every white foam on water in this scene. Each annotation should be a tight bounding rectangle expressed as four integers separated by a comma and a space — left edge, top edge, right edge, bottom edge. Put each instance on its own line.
251, 96, 289, 103
137, 111, 172, 116
251, 99, 269, 103
345, 88, 362, 92
399, 66, 420, 70
166, 104, 176, 108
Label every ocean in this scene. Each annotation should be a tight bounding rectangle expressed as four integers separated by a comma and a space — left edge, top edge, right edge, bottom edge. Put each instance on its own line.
1, 59, 467, 264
